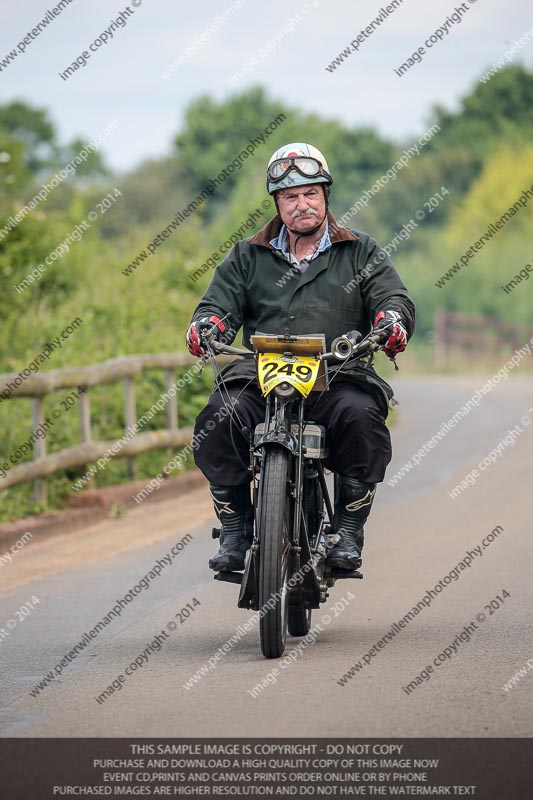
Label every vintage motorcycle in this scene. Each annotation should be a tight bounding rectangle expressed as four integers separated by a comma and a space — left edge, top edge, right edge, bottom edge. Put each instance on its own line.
203, 325, 388, 658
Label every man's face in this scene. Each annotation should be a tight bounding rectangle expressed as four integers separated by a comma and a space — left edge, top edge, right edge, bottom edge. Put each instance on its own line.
276, 183, 326, 233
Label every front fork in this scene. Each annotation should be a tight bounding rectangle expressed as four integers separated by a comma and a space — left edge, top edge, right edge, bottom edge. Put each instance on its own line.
291, 399, 306, 578
243, 394, 294, 603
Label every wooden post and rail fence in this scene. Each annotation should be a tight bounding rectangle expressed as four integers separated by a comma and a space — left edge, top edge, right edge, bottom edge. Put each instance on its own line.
0, 352, 229, 504
1, 311, 531, 505
433, 310, 533, 369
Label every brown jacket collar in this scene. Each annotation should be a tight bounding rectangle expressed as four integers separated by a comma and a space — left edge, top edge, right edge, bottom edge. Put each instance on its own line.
248, 210, 359, 248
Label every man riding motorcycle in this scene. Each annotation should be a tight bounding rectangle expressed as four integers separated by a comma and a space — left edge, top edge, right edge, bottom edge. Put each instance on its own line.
186, 143, 415, 573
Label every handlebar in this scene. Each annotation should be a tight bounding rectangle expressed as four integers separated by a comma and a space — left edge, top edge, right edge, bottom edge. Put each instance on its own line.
323, 329, 388, 361
205, 339, 255, 358
204, 328, 389, 361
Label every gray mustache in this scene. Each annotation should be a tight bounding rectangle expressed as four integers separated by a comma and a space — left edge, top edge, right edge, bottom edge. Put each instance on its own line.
291, 208, 318, 219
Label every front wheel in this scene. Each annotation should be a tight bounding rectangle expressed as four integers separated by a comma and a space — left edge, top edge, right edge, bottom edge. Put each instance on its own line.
258, 447, 291, 658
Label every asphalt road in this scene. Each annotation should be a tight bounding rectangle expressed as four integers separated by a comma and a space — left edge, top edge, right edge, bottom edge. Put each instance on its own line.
1, 375, 532, 737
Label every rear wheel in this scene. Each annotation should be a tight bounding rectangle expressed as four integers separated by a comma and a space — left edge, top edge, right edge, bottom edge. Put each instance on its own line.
258, 447, 291, 658
287, 461, 321, 637
288, 606, 312, 636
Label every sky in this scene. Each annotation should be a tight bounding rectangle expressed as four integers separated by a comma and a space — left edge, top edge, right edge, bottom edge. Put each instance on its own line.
1, 0, 532, 171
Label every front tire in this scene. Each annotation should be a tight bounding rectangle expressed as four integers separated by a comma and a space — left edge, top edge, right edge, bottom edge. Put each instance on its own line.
258, 447, 291, 658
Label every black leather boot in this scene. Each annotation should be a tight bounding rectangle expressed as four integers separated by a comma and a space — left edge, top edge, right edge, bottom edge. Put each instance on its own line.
208, 484, 253, 571
326, 476, 376, 570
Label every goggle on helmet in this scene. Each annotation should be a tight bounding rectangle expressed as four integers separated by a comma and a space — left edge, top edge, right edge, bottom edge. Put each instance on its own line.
266, 143, 333, 195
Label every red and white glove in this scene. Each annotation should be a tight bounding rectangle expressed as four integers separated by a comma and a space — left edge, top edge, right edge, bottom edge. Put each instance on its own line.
373, 310, 407, 358
186, 315, 226, 358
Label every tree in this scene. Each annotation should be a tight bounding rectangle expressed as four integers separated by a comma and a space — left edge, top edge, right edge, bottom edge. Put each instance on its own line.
56, 137, 110, 180
426, 66, 533, 170
0, 133, 31, 207
175, 87, 290, 197
0, 100, 56, 173
174, 86, 396, 225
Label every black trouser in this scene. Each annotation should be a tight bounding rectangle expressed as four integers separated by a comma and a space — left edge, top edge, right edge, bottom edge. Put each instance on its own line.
193, 381, 392, 486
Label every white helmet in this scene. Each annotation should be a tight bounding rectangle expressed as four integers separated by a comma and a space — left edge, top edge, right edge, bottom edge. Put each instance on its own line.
266, 142, 333, 194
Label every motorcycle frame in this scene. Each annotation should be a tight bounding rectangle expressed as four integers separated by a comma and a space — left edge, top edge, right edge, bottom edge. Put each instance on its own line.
238, 387, 329, 611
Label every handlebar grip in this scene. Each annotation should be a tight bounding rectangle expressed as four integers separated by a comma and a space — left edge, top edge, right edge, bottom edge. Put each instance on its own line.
371, 328, 389, 345
207, 339, 255, 357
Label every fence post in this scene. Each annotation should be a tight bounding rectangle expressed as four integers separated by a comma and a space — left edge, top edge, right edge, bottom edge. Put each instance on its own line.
166, 368, 177, 432
79, 387, 94, 488
32, 397, 47, 505
434, 310, 448, 369
124, 377, 137, 479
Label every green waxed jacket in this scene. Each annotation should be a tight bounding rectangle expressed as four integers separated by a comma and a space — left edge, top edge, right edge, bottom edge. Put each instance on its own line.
190, 212, 415, 415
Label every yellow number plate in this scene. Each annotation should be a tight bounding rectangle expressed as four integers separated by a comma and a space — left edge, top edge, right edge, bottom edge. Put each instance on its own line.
257, 353, 320, 398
